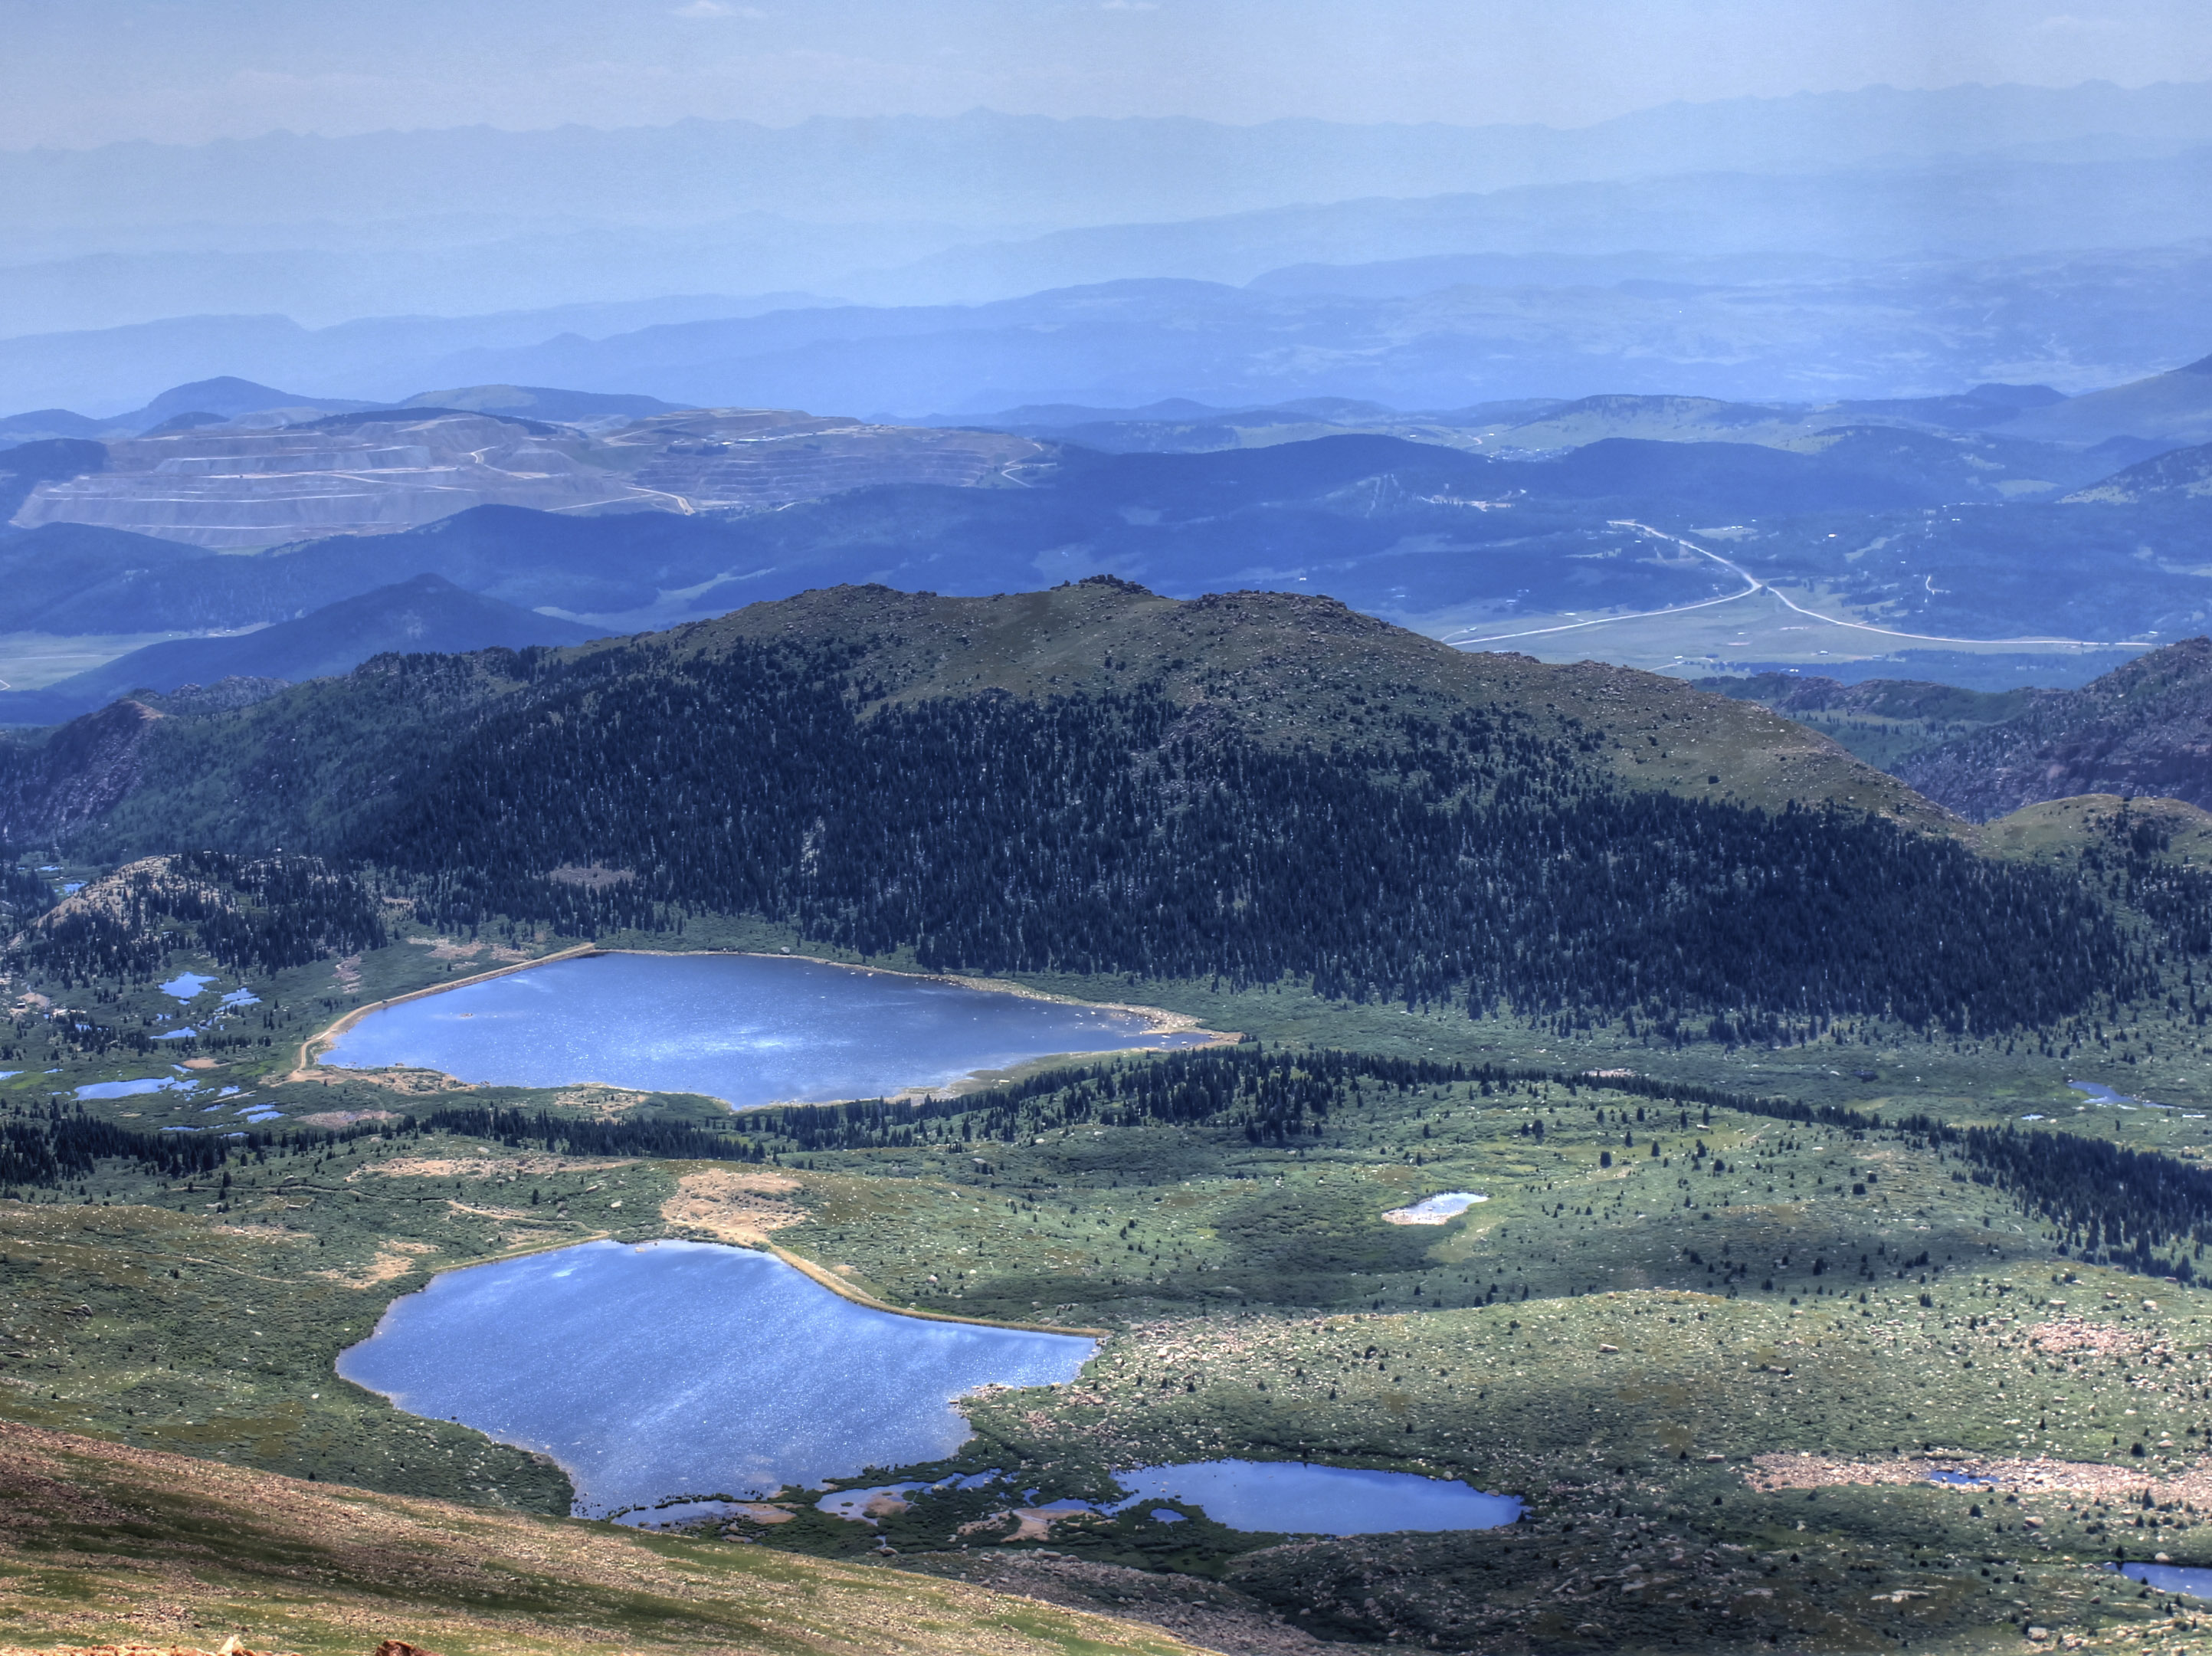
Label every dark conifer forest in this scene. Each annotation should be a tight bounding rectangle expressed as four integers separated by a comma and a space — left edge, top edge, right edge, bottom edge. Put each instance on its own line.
11, 624, 2166, 1035
18, 851, 386, 986
314, 641, 2128, 1033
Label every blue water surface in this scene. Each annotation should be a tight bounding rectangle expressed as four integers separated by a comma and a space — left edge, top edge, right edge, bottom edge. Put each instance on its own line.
321, 950, 1210, 1108
335, 1238, 1095, 1518
2119, 1561, 2212, 1597
1108, 1460, 1520, 1535
75, 1077, 192, 1100
2072, 1081, 2178, 1110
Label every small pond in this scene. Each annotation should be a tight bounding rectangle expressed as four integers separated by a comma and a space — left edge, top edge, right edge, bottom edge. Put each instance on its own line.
74, 1074, 194, 1101
2118, 1560, 2212, 1597
1109, 1460, 1521, 1535
2072, 1080, 2178, 1110
801, 1460, 1520, 1536
333, 1238, 1096, 1519
1384, 1192, 1487, 1225
321, 951, 1211, 1108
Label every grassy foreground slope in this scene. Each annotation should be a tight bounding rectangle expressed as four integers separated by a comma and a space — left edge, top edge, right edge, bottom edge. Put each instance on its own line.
0, 1422, 1200, 1656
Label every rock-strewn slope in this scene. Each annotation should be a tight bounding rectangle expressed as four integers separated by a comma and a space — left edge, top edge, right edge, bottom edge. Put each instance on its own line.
1896, 637, 2212, 819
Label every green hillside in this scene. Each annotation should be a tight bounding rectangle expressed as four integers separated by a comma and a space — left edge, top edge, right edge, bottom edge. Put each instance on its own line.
1695, 672, 2043, 769
9, 579, 2146, 1043
15, 579, 2212, 1654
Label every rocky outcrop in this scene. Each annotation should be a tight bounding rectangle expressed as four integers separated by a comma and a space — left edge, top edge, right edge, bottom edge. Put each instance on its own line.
0, 698, 162, 844
1896, 637, 2212, 819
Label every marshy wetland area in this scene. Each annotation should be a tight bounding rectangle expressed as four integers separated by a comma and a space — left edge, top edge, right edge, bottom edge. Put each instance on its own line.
17, 923, 2212, 1654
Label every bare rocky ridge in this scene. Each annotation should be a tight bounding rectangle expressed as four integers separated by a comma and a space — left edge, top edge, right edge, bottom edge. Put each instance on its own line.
12, 413, 658, 549
1896, 637, 2212, 819
605, 408, 1047, 508
0, 699, 163, 844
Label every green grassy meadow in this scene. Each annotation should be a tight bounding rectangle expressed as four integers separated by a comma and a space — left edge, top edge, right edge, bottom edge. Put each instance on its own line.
15, 923, 2212, 1651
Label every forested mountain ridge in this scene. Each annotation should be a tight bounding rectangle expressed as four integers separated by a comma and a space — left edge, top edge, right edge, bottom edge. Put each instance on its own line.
3, 579, 2155, 1041
654, 579, 1951, 828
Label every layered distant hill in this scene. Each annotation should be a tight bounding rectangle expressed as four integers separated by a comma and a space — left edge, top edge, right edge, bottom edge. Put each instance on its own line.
6, 244, 2212, 421
1693, 674, 2043, 770
0, 574, 601, 725
3, 402, 1046, 549
5, 405, 2212, 697
0, 425, 2129, 648
8, 87, 2212, 337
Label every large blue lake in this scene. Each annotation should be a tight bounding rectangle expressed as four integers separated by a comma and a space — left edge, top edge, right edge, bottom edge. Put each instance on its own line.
334, 1239, 1096, 1519
320, 950, 1211, 1107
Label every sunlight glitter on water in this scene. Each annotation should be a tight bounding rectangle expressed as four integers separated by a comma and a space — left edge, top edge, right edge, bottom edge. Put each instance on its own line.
334, 1238, 1096, 1519
323, 950, 1210, 1107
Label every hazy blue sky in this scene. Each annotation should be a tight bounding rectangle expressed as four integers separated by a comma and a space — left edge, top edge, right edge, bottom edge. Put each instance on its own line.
4, 1, 2212, 149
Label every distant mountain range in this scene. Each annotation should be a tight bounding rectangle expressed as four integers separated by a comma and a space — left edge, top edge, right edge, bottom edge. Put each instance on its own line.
5, 414, 2212, 720
8, 241, 2210, 421
0, 574, 601, 726
8, 83, 2212, 329
20, 87, 2212, 251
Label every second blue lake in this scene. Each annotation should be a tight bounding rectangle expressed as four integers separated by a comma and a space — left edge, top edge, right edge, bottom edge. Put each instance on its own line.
335, 1239, 1095, 1517
321, 949, 1211, 1107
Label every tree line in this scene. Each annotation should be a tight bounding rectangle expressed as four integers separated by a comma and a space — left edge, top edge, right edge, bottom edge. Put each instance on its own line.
11, 1038, 2212, 1286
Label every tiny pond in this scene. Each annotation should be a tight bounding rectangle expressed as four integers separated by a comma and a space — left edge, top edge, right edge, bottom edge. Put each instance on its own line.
1383, 1192, 1487, 1225
321, 950, 1212, 1107
336, 1238, 1096, 1518
1107, 1461, 1519, 1534
2118, 1561, 2212, 1598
